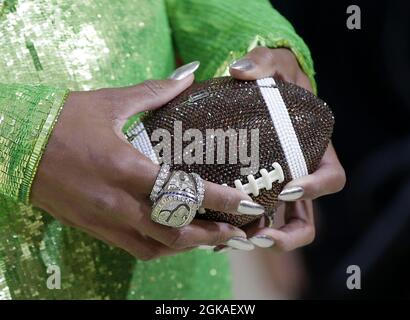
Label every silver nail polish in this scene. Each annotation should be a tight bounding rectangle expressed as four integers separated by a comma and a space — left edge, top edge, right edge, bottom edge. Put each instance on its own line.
230, 58, 255, 71
226, 237, 255, 251
169, 61, 200, 80
214, 246, 231, 253
250, 235, 275, 248
197, 245, 215, 250
278, 186, 304, 201
237, 200, 265, 215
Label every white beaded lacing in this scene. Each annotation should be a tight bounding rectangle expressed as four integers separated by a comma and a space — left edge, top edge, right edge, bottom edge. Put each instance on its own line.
222, 162, 284, 196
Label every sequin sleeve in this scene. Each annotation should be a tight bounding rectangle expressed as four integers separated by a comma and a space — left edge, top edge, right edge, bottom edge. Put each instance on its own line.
0, 84, 68, 203
166, 0, 316, 93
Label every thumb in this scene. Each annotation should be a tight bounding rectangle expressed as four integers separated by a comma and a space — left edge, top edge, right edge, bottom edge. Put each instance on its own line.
118, 61, 199, 119
229, 47, 274, 80
229, 47, 298, 83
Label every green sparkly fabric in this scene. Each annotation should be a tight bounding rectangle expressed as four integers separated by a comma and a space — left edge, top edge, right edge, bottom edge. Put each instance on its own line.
0, 0, 314, 299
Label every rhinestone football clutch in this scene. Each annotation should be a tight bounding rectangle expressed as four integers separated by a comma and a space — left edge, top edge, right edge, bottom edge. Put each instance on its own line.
126, 76, 334, 227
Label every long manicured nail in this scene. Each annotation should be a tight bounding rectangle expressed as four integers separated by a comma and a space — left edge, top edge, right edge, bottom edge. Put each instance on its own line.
169, 61, 200, 80
237, 200, 265, 215
230, 58, 255, 71
250, 235, 275, 248
226, 237, 255, 251
197, 245, 215, 250
278, 186, 304, 201
214, 245, 231, 253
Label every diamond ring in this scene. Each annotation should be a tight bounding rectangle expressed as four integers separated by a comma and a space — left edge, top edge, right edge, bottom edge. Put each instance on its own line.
151, 170, 203, 228
149, 164, 171, 202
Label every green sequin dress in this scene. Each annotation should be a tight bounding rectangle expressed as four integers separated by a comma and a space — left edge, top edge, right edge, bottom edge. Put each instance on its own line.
0, 0, 315, 299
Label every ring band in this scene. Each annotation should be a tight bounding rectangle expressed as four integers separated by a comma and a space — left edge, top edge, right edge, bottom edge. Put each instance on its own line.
150, 164, 171, 202
191, 172, 205, 207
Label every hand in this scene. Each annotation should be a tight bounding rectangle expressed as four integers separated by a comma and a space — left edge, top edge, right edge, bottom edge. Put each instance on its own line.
31, 62, 264, 260
229, 47, 346, 251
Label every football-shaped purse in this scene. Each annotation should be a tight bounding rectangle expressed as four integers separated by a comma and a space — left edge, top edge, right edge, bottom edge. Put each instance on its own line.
126, 76, 334, 227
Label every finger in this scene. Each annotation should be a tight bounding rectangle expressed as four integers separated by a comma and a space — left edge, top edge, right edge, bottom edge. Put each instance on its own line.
84, 218, 188, 260
120, 147, 266, 215
114, 192, 248, 249
141, 197, 248, 246
115, 61, 199, 119
243, 216, 275, 248
120, 154, 267, 216
115, 139, 266, 216
296, 71, 313, 93
229, 47, 297, 82
141, 213, 248, 250
58, 202, 193, 257
80, 223, 127, 248
202, 181, 265, 216
278, 143, 346, 201
248, 201, 315, 251
105, 228, 191, 260
116, 158, 261, 249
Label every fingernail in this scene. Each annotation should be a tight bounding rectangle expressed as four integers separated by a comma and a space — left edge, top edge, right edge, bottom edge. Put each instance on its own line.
169, 61, 200, 80
230, 58, 255, 71
226, 237, 255, 251
214, 245, 231, 253
249, 235, 275, 248
278, 186, 304, 201
197, 245, 215, 250
237, 200, 265, 215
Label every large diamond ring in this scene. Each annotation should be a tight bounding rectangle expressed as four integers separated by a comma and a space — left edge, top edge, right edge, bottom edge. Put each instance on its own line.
149, 164, 171, 202
151, 170, 201, 228
191, 172, 205, 208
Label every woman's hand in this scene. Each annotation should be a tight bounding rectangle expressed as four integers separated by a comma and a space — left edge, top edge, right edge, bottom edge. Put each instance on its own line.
31, 62, 263, 260
229, 47, 346, 251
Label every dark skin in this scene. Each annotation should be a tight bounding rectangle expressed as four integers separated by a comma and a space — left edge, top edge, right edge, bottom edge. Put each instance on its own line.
31, 75, 256, 260
230, 47, 345, 250
31, 47, 345, 257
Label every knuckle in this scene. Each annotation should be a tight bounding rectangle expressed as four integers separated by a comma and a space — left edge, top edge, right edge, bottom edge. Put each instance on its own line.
311, 183, 323, 199
209, 226, 225, 246
266, 47, 278, 62
136, 248, 160, 261
305, 226, 316, 246
334, 167, 347, 192
252, 46, 270, 57
274, 47, 297, 63
142, 80, 161, 98
222, 193, 237, 213
112, 153, 137, 181
169, 230, 189, 249
274, 239, 289, 252
92, 150, 124, 175
127, 203, 147, 228
298, 71, 310, 83
304, 178, 321, 199
92, 192, 122, 215
274, 234, 293, 252
94, 88, 119, 115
